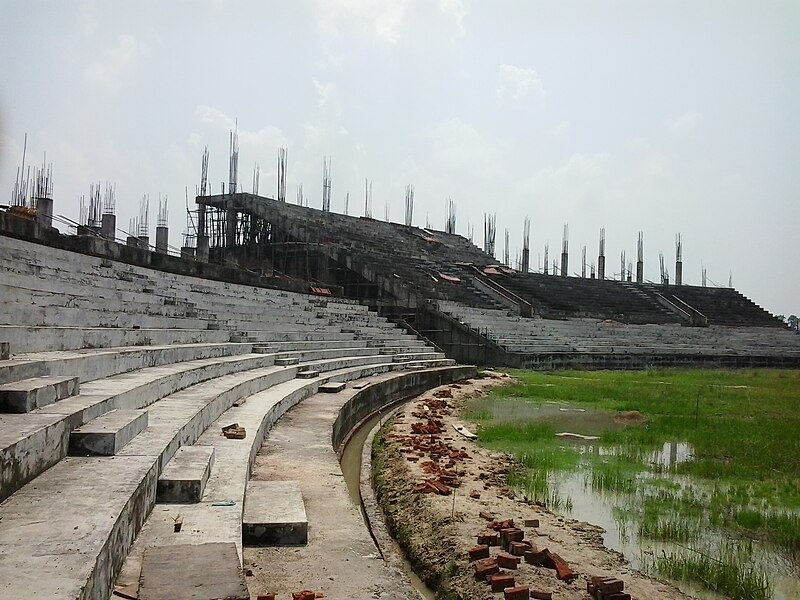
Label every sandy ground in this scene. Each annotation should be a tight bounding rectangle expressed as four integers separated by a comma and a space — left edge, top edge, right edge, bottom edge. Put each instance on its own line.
375, 372, 694, 600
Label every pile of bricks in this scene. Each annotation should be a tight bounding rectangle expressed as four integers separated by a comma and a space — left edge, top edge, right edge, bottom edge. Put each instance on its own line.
587, 576, 632, 600
390, 397, 474, 496
222, 423, 246, 439
469, 517, 567, 599
255, 592, 324, 600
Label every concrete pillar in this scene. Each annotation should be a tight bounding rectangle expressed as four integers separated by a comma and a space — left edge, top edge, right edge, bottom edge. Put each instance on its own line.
126, 236, 139, 248
598, 255, 605, 280
225, 199, 237, 248
36, 197, 53, 228
675, 261, 683, 285
560, 252, 568, 277
101, 213, 116, 239
521, 248, 529, 274
181, 246, 196, 258
196, 235, 209, 262
636, 261, 643, 284
155, 226, 169, 254
138, 236, 149, 250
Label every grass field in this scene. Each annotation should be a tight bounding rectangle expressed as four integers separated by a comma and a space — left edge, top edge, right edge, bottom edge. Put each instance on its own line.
468, 368, 800, 600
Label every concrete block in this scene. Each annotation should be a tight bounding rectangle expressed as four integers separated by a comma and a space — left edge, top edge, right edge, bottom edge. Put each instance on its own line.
0, 342, 8, 360
157, 445, 215, 503
275, 357, 300, 366
243, 480, 307, 546
0, 375, 79, 413
296, 370, 319, 379
69, 409, 148, 456
319, 381, 346, 393
138, 542, 249, 600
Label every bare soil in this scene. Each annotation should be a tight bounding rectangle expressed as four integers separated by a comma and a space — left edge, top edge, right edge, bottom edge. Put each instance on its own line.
373, 372, 693, 600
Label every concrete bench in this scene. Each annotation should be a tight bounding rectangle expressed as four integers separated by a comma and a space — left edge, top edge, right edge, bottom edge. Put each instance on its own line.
243, 480, 308, 545
157, 445, 215, 503
0, 375, 79, 413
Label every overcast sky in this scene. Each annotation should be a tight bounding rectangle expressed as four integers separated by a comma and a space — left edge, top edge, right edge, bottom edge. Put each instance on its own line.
1, 1, 798, 316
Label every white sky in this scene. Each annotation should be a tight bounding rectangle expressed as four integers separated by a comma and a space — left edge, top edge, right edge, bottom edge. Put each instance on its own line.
1, 1, 798, 316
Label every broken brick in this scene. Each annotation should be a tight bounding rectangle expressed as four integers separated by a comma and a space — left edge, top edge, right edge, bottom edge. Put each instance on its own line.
524, 549, 548, 565
468, 545, 490, 561
497, 553, 520, 569
504, 586, 530, 600
489, 573, 515, 592
256, 595, 276, 600
544, 550, 576, 582
509, 540, 533, 556
292, 592, 316, 600
473, 558, 499, 580
530, 591, 552, 600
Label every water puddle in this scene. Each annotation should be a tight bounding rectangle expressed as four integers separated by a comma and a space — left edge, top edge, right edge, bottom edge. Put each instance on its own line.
493, 400, 800, 600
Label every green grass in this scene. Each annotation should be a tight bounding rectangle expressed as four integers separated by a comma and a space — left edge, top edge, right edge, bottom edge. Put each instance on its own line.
468, 368, 800, 598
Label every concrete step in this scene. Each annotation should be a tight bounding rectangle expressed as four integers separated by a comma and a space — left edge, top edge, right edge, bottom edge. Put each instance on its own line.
319, 381, 346, 393
393, 352, 446, 362
138, 542, 248, 600
275, 357, 300, 366
296, 370, 319, 379
157, 445, 215, 503
69, 409, 148, 456
243, 480, 307, 546
0, 375, 79, 413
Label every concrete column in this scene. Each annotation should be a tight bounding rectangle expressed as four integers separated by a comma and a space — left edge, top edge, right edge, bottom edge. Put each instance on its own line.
598, 255, 606, 280
675, 261, 683, 285
521, 248, 529, 274
196, 235, 210, 262
181, 246, 196, 258
138, 236, 149, 250
636, 261, 643, 284
36, 197, 53, 228
126, 236, 139, 248
155, 226, 169, 254
101, 213, 116, 239
560, 252, 568, 277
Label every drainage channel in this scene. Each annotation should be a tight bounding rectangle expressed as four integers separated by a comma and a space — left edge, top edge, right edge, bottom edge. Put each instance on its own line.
339, 400, 437, 600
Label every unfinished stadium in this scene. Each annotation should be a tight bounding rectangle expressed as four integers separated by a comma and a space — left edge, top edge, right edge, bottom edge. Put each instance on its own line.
0, 182, 798, 600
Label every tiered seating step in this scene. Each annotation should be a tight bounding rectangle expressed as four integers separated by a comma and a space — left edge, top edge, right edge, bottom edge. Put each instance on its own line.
319, 381, 346, 393
0, 375, 79, 413
243, 480, 307, 546
69, 409, 148, 456
157, 445, 215, 503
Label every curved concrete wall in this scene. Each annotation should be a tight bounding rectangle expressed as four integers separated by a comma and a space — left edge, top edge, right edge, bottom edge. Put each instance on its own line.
331, 365, 476, 452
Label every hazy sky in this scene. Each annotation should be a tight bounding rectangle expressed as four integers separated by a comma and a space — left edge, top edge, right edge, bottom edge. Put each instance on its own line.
1, 1, 798, 316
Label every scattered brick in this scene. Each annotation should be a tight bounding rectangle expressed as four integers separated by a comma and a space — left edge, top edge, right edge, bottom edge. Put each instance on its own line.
489, 573, 515, 592
509, 540, 533, 556
292, 592, 316, 600
479, 511, 495, 521
477, 532, 500, 546
222, 425, 246, 439
256, 595, 276, 600
473, 558, 499, 580
530, 590, 552, 600
500, 527, 524, 548
524, 518, 540, 528
469, 490, 481, 499
497, 553, 520, 569
489, 519, 515, 530
524, 549, 548, 565
504, 586, 530, 600
543, 550, 576, 582
468, 545, 490, 561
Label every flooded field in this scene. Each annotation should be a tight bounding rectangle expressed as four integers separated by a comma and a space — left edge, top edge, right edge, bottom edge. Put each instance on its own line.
469, 370, 800, 600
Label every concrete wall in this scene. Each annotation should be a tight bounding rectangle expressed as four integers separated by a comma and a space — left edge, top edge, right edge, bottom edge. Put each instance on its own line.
331, 366, 476, 452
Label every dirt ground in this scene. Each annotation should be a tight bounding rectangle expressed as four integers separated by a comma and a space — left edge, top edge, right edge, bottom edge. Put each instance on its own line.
374, 372, 694, 600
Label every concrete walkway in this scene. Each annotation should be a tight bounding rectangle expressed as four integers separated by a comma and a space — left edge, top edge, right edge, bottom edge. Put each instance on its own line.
244, 372, 419, 600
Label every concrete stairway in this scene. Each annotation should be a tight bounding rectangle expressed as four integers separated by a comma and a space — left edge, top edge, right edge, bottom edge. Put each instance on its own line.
0, 231, 468, 600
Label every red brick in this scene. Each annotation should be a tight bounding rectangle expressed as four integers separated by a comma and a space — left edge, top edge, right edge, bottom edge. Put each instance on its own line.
468, 545, 490, 561
509, 540, 533, 556
524, 518, 540, 527
596, 578, 625, 593
292, 592, 316, 600
477, 531, 500, 546
474, 558, 499, 580
503, 586, 529, 600
530, 591, 552, 600
500, 527, 524, 548
489, 519, 515, 530
544, 550, 576, 582
489, 573, 515, 592
497, 553, 520, 569
257, 595, 276, 600
524, 549, 548, 565
604, 594, 631, 600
